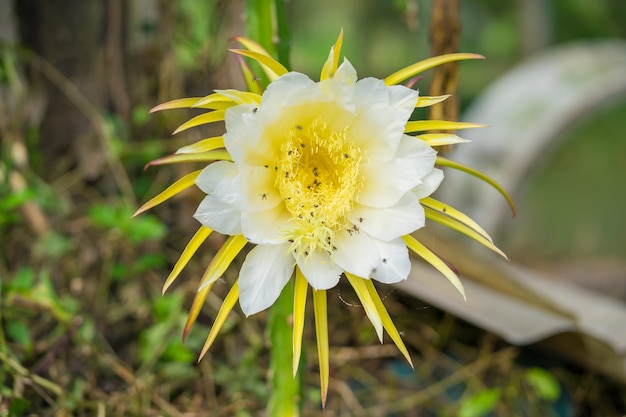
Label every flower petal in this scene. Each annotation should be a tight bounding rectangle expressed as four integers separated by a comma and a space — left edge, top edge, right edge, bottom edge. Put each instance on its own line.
332, 228, 378, 278
238, 166, 282, 212
413, 168, 444, 199
193, 194, 242, 235
357, 158, 421, 208
349, 192, 424, 241
261, 72, 317, 111
369, 237, 411, 284
195, 160, 238, 195
395, 135, 438, 178
296, 249, 343, 290
238, 243, 295, 316
223, 104, 264, 164
349, 79, 419, 161
331, 58, 357, 85
241, 205, 291, 244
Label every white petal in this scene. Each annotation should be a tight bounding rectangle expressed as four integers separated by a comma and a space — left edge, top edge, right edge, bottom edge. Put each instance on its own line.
193, 194, 242, 235
413, 168, 444, 199
332, 228, 378, 278
387, 84, 420, 110
349, 192, 425, 241
333, 58, 358, 85
357, 158, 422, 207
223, 104, 261, 164
348, 79, 419, 160
195, 161, 238, 195
354, 78, 418, 117
238, 243, 295, 316
395, 135, 438, 178
369, 237, 411, 284
238, 165, 281, 212
261, 72, 316, 110
296, 249, 343, 290
241, 205, 291, 245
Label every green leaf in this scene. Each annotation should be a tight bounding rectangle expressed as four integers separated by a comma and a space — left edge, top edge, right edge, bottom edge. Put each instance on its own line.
90, 203, 166, 243
161, 339, 195, 363
11, 267, 36, 292
127, 214, 166, 243
36, 232, 72, 259
139, 322, 171, 364
525, 367, 561, 402
88, 204, 118, 229
111, 263, 130, 281
152, 293, 183, 322
134, 253, 168, 272
0, 187, 35, 210
8, 397, 31, 417
6, 321, 32, 351
131, 105, 151, 127
459, 388, 501, 417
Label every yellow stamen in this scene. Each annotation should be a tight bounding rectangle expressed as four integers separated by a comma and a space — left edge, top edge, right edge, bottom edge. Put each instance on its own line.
274, 119, 363, 258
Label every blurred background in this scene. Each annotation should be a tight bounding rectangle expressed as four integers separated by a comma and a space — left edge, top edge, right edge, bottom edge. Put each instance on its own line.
1, 0, 625, 416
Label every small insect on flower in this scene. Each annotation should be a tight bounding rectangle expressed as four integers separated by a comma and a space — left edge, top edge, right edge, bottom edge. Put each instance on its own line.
135, 30, 513, 405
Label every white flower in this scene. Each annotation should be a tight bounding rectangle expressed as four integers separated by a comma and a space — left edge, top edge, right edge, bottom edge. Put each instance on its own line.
193, 59, 441, 316
138, 32, 508, 404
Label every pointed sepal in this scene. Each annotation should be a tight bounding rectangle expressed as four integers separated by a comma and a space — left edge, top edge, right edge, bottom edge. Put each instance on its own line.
402, 234, 466, 300
198, 281, 240, 360
385, 53, 485, 86
313, 289, 329, 408
436, 156, 516, 217
292, 268, 308, 376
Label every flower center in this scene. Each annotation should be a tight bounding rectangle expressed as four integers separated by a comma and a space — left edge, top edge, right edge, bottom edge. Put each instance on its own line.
275, 118, 362, 257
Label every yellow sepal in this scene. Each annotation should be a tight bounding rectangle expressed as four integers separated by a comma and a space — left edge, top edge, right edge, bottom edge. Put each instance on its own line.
229, 49, 288, 82
144, 150, 232, 169
133, 170, 201, 216
183, 278, 216, 341
236, 55, 264, 95
175, 136, 225, 155
320, 29, 344, 80
172, 110, 226, 135
362, 279, 413, 368
402, 234, 466, 300
197, 234, 248, 292
416, 95, 451, 108
292, 268, 308, 376
405, 120, 486, 134
150, 97, 203, 113
384, 53, 485, 86
198, 281, 240, 360
416, 133, 470, 147
313, 289, 329, 408
424, 207, 507, 258
344, 273, 383, 341
162, 226, 213, 294
420, 197, 491, 242
212, 89, 262, 105
436, 156, 516, 217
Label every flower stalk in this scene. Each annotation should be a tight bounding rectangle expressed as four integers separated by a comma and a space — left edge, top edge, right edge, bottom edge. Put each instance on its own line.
244, 1, 301, 414
267, 280, 302, 416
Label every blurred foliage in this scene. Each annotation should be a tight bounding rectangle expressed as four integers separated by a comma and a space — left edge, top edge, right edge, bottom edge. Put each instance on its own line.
1, 0, 625, 416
